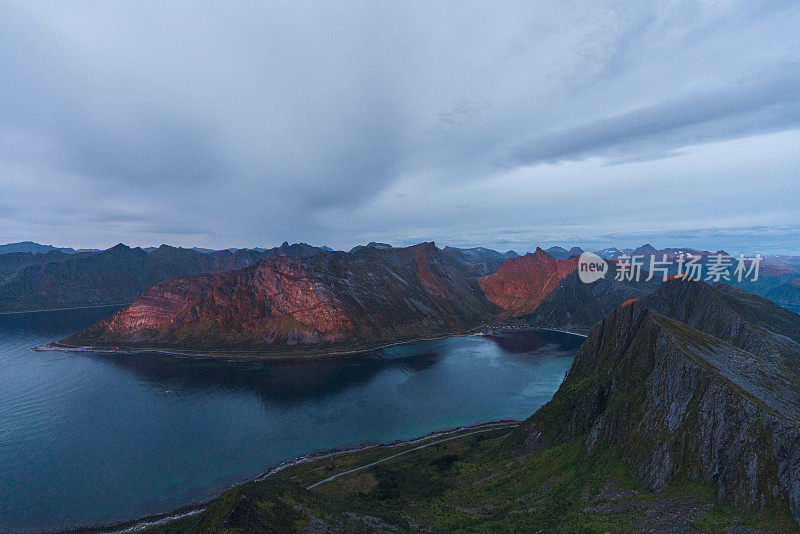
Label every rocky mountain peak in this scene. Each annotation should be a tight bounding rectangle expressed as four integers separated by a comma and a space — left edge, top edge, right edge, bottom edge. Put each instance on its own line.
520, 281, 800, 523
632, 243, 659, 256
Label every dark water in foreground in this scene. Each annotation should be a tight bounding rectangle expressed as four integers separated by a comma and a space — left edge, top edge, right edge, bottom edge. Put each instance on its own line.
0, 307, 582, 533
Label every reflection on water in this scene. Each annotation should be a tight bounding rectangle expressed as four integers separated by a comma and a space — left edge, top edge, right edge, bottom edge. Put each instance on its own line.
483, 329, 584, 353
0, 307, 582, 533
96, 349, 440, 405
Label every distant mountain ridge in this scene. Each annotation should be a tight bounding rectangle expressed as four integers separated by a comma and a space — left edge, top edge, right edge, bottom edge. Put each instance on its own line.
5, 239, 799, 318
591, 244, 800, 311
0, 241, 85, 255
349, 241, 393, 253
0, 242, 331, 312
593, 244, 724, 260
544, 245, 584, 260
441, 246, 517, 276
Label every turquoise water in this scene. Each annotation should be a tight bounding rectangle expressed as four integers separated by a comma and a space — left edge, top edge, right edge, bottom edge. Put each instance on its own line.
0, 307, 581, 532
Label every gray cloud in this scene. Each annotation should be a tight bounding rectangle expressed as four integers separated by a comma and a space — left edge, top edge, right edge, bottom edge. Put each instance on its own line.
0, 1, 798, 252
505, 63, 800, 167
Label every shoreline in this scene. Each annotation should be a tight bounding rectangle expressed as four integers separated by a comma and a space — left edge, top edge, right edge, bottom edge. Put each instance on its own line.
532, 326, 588, 338
37, 324, 587, 361
0, 303, 129, 316
59, 420, 521, 534
36, 332, 480, 362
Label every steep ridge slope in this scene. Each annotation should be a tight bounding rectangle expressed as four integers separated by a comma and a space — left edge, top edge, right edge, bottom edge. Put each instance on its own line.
61, 243, 498, 352
521, 279, 800, 525
644, 278, 800, 358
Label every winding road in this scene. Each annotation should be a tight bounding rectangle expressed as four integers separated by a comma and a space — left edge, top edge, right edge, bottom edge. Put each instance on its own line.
306, 422, 519, 490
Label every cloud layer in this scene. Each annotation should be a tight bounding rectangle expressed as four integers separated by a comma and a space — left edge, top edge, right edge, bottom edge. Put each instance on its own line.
1, 1, 799, 253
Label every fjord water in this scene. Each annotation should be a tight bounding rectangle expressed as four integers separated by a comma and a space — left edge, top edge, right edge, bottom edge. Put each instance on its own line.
0, 307, 581, 533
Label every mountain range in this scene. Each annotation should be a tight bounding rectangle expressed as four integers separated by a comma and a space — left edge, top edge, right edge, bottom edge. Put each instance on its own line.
0, 242, 331, 313
62, 242, 498, 353
5, 240, 798, 315
544, 245, 584, 260
53, 241, 800, 353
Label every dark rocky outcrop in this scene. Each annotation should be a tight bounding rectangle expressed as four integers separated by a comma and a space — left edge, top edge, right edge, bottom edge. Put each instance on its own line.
263, 241, 331, 258
519, 267, 658, 334
632, 243, 659, 256
349, 241, 393, 253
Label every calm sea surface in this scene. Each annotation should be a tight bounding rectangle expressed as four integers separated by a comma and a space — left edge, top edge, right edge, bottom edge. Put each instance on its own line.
0, 306, 582, 532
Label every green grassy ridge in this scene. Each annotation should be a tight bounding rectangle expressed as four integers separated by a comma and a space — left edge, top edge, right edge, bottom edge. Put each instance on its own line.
140, 425, 789, 533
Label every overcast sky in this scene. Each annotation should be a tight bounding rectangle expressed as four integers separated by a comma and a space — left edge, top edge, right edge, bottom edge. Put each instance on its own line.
1, 1, 799, 254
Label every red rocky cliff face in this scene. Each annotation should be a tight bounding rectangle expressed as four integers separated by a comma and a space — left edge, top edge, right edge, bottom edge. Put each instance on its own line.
478, 248, 578, 316
100, 257, 354, 346
63, 244, 498, 351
